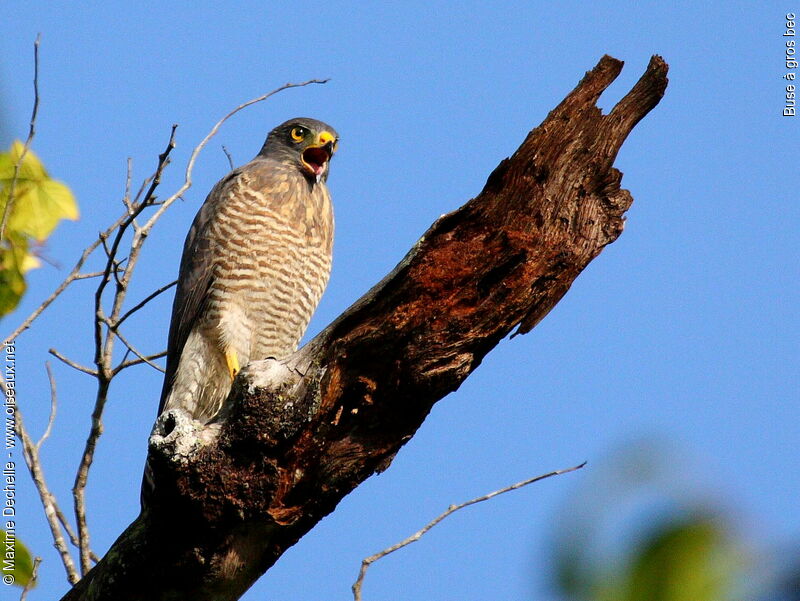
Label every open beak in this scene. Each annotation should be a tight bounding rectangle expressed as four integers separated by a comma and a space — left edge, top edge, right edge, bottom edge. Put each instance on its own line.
301, 131, 336, 179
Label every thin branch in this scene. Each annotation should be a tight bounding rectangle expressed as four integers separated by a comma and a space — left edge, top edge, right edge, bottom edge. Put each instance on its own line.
3, 38, 329, 594
100, 235, 126, 287
48, 348, 98, 377
114, 328, 165, 373
36, 251, 62, 270
55, 506, 81, 551
19, 556, 42, 601
123, 157, 134, 215
113, 350, 167, 376
72, 380, 107, 576
73, 270, 117, 281
352, 462, 587, 601
131, 171, 154, 205
115, 279, 176, 328
222, 145, 234, 170
52, 503, 100, 563
0, 34, 40, 242
37, 362, 58, 450
9, 388, 80, 584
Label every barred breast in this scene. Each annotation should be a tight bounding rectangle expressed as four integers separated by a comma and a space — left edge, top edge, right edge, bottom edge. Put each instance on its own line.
210, 166, 333, 364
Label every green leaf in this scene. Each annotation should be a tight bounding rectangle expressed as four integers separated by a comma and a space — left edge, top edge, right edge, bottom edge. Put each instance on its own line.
0, 140, 79, 241
1, 140, 48, 181
0, 529, 36, 588
0, 140, 78, 317
5, 178, 79, 241
0, 236, 29, 317
620, 514, 738, 601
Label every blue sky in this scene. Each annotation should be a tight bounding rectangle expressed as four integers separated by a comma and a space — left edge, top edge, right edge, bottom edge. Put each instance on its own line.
2, 2, 798, 599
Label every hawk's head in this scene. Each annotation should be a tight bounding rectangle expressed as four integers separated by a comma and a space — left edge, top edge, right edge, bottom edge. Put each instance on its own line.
260, 118, 339, 183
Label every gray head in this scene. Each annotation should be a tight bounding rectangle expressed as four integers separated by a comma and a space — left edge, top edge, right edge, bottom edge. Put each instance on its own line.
259, 117, 339, 182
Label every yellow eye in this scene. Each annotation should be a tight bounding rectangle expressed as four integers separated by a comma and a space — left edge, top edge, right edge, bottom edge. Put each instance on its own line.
290, 127, 306, 142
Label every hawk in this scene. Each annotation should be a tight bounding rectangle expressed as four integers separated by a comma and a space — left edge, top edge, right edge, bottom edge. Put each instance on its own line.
158, 117, 338, 423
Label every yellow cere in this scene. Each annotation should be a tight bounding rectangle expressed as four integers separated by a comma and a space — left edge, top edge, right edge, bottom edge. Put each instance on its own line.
318, 130, 337, 152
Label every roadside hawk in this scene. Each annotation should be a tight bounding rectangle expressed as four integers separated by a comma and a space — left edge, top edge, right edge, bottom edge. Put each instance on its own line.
158, 117, 338, 423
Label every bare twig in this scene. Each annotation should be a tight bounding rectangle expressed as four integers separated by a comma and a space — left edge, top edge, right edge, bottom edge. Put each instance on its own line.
115, 279, 176, 328
72, 382, 106, 575
9, 385, 80, 584
36, 251, 62, 270
123, 158, 134, 215
48, 348, 98, 377
73, 270, 118, 281
114, 328, 165, 373
130, 171, 154, 205
53, 504, 100, 563
222, 145, 234, 170
19, 556, 42, 601
352, 462, 587, 601
0, 34, 40, 242
113, 350, 167, 376
55, 506, 81, 550
37, 362, 58, 450
100, 236, 126, 287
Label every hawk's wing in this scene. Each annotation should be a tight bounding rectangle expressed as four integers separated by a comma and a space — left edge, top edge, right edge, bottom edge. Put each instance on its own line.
157, 169, 241, 415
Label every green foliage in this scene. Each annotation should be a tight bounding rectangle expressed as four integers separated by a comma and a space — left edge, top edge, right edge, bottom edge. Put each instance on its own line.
555, 512, 741, 601
0, 529, 36, 588
0, 232, 31, 316
0, 140, 78, 317
550, 442, 745, 601
620, 514, 738, 601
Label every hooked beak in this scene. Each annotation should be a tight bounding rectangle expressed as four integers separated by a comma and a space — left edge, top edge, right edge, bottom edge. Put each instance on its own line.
301, 130, 337, 179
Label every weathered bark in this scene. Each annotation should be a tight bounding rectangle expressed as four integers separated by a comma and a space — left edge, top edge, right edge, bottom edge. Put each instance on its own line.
61, 55, 668, 601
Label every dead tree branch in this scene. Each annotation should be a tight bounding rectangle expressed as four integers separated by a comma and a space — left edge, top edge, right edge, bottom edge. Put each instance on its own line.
59, 54, 668, 601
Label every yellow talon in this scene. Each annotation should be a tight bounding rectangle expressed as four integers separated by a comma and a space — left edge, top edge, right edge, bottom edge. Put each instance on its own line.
225, 350, 240, 380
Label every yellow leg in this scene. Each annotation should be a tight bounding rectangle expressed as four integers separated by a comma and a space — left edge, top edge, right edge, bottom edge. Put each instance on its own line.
225, 349, 240, 380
